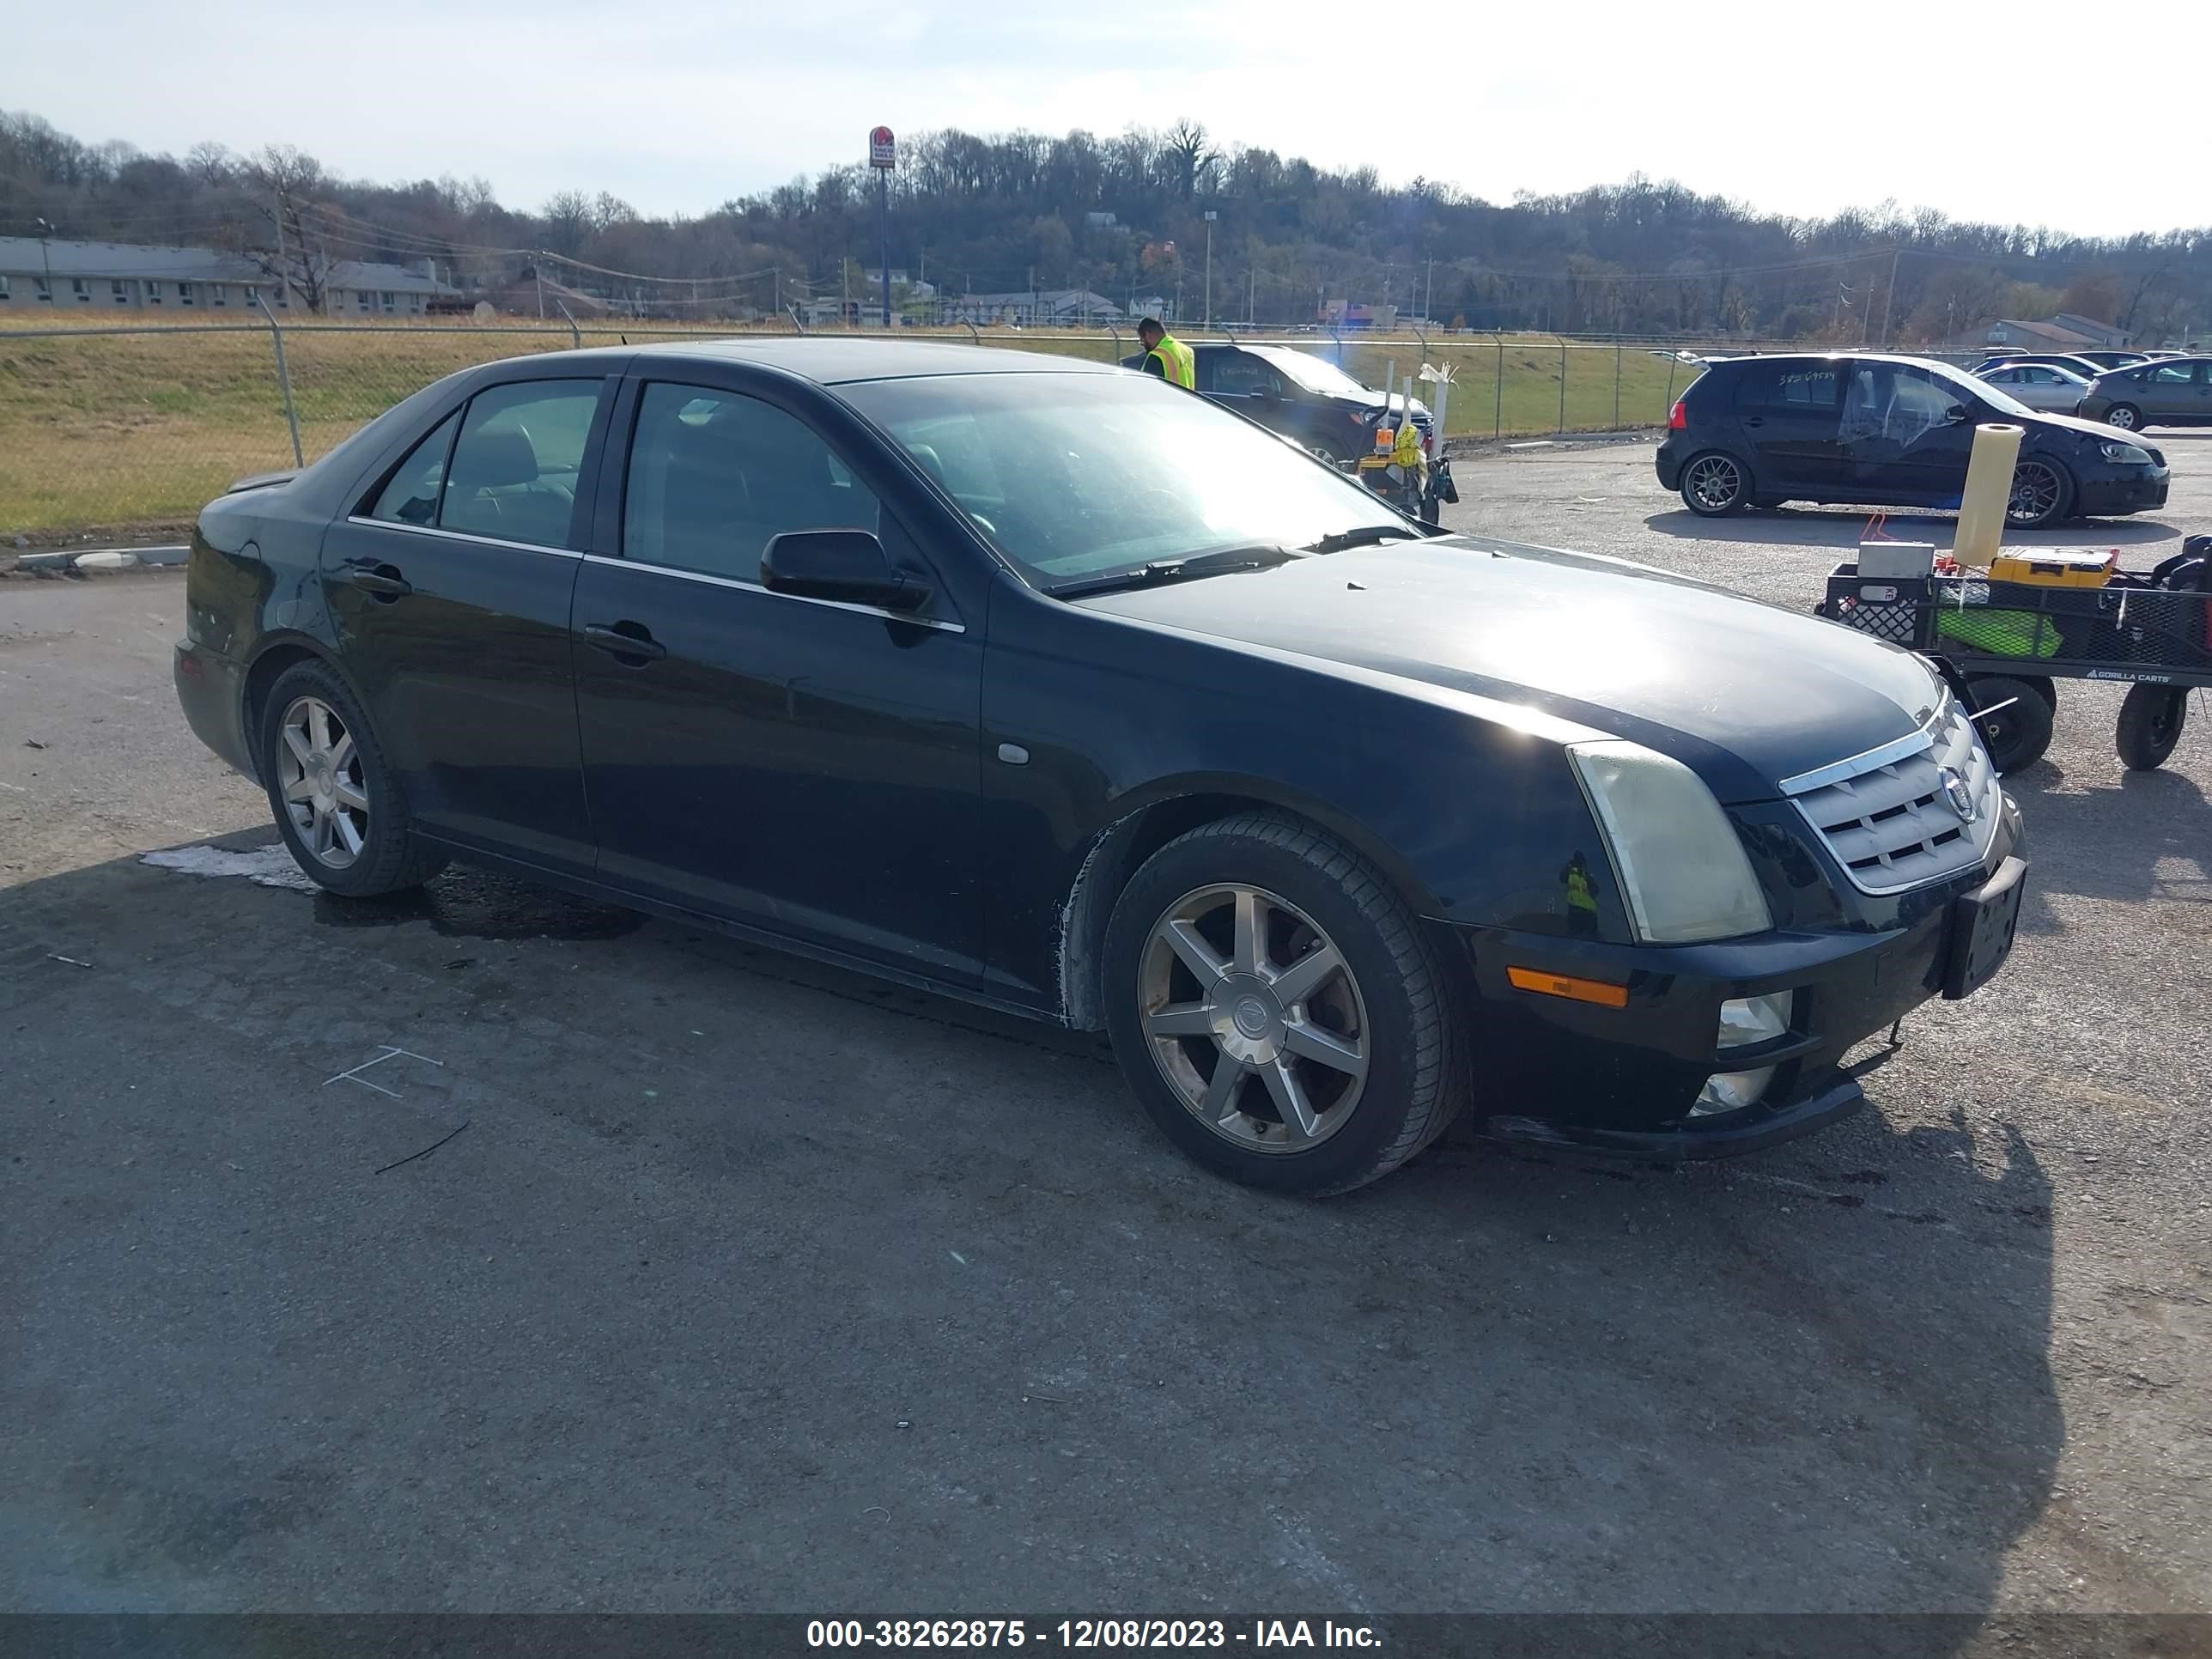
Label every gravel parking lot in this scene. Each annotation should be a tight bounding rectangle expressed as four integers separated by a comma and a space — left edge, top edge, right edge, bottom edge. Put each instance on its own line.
3, 435, 2208, 1621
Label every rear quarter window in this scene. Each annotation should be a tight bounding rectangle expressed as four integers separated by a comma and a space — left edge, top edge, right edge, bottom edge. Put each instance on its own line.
1735, 363, 1841, 410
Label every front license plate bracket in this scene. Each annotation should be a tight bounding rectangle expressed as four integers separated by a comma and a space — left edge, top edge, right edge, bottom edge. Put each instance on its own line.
1943, 855, 2027, 1000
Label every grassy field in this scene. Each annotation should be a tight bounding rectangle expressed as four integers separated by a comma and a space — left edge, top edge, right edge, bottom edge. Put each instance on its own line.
0, 314, 1698, 540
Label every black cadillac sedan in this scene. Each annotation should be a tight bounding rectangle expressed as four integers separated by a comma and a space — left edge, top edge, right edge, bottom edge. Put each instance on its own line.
174, 341, 2026, 1194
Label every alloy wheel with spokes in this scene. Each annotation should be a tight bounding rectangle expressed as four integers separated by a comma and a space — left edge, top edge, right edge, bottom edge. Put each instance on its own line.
1682, 453, 1746, 514
276, 695, 370, 868
1138, 882, 1370, 1153
2106, 404, 2141, 430
2006, 459, 2065, 528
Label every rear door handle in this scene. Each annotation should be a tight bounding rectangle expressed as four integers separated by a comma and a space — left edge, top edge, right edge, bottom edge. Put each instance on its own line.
582, 622, 667, 663
345, 564, 411, 599
1741, 416, 1765, 428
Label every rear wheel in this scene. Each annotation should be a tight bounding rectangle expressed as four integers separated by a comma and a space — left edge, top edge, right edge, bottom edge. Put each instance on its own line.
2103, 404, 2142, 432
1968, 674, 2057, 775
258, 660, 448, 897
1680, 452, 1750, 516
2005, 458, 2071, 529
1102, 813, 1463, 1194
2115, 684, 2188, 770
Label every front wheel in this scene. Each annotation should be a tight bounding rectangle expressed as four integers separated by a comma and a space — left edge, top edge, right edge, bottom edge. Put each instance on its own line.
1102, 814, 1463, 1194
2005, 457, 2072, 529
258, 659, 448, 897
2115, 684, 2188, 770
1680, 452, 1750, 516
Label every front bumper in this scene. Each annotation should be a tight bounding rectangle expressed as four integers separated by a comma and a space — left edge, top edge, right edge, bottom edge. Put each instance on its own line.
2074, 465, 2168, 515
1439, 848, 2026, 1159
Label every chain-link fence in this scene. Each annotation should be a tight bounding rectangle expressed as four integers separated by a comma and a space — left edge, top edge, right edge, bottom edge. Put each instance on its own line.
0, 315, 1952, 543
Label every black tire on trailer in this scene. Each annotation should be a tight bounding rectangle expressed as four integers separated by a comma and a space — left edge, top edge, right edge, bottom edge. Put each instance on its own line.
2115, 684, 2189, 771
1968, 674, 2057, 775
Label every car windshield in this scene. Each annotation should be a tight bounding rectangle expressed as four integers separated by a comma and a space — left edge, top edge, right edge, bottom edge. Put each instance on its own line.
840, 371, 1416, 591
1253, 348, 1370, 397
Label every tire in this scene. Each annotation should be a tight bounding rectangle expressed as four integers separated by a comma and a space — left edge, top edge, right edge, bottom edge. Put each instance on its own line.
1309, 442, 1343, 470
258, 659, 449, 897
2005, 456, 2072, 529
1680, 451, 1750, 516
1419, 494, 1442, 526
2103, 404, 2142, 432
2115, 684, 2188, 771
1968, 675, 2057, 775
1101, 812, 1463, 1195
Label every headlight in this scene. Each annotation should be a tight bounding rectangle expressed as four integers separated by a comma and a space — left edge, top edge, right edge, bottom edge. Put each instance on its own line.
2100, 440, 2152, 465
1567, 740, 1774, 943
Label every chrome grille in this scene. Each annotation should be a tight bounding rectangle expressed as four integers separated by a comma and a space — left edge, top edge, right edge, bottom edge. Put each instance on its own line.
1783, 696, 2001, 896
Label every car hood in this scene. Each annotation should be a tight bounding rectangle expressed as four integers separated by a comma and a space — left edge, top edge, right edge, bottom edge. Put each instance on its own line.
2023, 407, 2138, 442
1072, 535, 1944, 803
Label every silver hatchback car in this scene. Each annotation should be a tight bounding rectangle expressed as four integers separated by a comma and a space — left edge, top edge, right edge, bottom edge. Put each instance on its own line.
2078, 356, 2212, 431
1975, 362, 2090, 413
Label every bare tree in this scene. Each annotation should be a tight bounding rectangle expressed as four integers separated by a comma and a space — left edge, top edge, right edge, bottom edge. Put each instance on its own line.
1160, 119, 1215, 199
540, 190, 594, 257
185, 141, 233, 185
238, 144, 335, 313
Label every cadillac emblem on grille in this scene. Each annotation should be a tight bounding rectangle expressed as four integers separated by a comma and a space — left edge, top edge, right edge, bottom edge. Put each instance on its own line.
1939, 766, 1978, 822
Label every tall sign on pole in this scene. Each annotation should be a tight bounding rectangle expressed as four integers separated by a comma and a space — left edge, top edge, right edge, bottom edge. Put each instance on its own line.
869, 125, 896, 329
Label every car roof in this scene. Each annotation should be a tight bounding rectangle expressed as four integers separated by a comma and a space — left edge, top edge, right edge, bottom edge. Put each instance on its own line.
626, 337, 1121, 385
1704, 352, 1962, 372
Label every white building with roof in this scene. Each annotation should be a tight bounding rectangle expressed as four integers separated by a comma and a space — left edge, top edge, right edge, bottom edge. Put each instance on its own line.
0, 237, 463, 316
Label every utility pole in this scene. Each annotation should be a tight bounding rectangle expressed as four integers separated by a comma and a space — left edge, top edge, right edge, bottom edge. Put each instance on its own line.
270, 195, 290, 312
534, 264, 544, 320
34, 216, 53, 301
1203, 210, 1216, 326
1876, 247, 1900, 347
1249, 264, 1256, 327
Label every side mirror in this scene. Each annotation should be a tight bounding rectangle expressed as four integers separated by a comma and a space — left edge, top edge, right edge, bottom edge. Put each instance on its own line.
1944, 403, 1973, 425
761, 529, 929, 612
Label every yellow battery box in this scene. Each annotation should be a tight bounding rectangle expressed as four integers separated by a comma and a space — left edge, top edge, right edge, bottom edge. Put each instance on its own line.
1990, 549, 2117, 587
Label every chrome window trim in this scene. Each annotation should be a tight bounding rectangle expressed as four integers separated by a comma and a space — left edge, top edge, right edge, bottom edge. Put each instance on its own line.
343, 517, 585, 559
1777, 718, 1936, 798
580, 553, 966, 634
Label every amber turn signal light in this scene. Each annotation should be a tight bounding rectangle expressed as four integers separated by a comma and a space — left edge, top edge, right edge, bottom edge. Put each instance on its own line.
1506, 967, 1630, 1009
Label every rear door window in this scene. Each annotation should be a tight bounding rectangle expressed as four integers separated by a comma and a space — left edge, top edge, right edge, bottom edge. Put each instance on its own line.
1734, 362, 1841, 414
1212, 351, 1275, 397
439, 379, 604, 548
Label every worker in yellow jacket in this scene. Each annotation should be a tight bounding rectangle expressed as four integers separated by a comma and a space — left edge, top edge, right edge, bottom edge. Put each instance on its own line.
1136, 318, 1196, 389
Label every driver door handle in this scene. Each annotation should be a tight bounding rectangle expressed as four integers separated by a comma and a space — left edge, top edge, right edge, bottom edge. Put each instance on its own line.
582, 622, 667, 663
344, 564, 412, 599
1741, 416, 1765, 428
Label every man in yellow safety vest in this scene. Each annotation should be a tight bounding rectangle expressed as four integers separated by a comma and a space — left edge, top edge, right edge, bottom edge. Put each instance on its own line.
1137, 317, 1196, 389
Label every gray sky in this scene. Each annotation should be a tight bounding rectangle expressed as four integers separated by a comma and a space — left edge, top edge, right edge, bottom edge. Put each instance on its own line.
18, 0, 2209, 237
